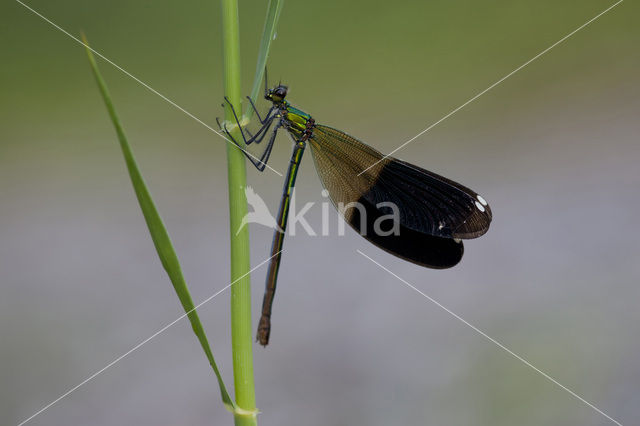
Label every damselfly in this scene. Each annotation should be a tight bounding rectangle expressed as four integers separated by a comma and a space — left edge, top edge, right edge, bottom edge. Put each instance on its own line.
219, 82, 492, 346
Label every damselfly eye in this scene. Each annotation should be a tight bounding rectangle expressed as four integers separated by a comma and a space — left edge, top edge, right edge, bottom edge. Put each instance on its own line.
274, 85, 288, 99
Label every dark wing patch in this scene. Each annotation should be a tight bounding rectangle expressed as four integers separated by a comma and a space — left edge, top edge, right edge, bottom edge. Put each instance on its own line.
371, 158, 492, 239
349, 193, 465, 268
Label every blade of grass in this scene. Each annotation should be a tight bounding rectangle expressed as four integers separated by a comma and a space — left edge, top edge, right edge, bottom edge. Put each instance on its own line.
243, 0, 284, 120
220, 0, 258, 424
82, 34, 236, 412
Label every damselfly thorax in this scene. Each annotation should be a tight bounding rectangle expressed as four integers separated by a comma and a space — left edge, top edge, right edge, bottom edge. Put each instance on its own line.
280, 102, 315, 142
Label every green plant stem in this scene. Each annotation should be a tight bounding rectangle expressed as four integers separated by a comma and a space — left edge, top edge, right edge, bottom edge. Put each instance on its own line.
220, 0, 257, 424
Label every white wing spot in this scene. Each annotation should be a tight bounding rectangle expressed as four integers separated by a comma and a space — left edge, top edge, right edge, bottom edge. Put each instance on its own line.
475, 201, 486, 212
476, 195, 488, 206
438, 221, 445, 230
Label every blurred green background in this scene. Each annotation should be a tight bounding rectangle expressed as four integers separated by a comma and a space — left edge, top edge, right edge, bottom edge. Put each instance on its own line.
1, 1, 638, 425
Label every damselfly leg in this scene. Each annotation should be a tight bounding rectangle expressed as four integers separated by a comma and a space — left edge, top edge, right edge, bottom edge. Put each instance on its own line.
216, 98, 283, 171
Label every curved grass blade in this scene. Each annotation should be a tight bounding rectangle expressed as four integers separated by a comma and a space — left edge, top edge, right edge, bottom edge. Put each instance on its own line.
82, 34, 236, 411
243, 0, 284, 120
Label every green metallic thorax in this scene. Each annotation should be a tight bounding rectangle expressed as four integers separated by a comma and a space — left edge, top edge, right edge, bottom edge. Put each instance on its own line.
281, 101, 313, 140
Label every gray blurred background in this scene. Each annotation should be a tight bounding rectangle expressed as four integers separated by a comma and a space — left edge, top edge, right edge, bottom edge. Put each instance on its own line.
2, 0, 638, 425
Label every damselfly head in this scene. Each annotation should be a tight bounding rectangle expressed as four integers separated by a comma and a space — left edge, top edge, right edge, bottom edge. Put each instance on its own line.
265, 85, 288, 104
